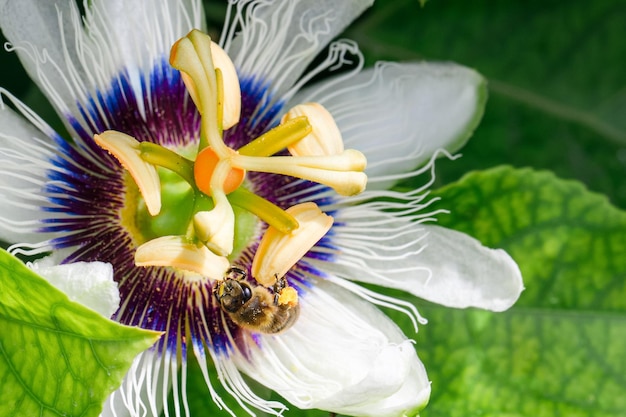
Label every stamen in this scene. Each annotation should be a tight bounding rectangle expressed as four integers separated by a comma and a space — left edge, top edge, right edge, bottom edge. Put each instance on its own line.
252, 202, 333, 287
237, 116, 312, 157
170, 30, 227, 156
170, 36, 209, 116
232, 150, 368, 196
179, 69, 200, 113
282, 103, 344, 156
193, 162, 235, 256
228, 188, 299, 233
139, 142, 195, 186
210, 42, 241, 130
95, 131, 161, 216
135, 235, 230, 278
193, 147, 245, 195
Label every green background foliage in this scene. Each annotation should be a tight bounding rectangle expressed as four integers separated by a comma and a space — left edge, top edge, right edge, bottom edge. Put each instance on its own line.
422, 167, 626, 416
346, 0, 626, 209
1, 0, 624, 416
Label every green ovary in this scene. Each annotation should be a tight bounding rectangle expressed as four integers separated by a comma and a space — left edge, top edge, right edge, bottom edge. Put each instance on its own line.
132, 167, 257, 262
135, 168, 195, 240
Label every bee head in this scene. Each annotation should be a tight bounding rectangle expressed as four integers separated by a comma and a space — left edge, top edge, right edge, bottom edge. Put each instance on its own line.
214, 268, 253, 313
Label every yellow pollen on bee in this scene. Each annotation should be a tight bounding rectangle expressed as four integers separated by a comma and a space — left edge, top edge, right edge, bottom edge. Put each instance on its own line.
277, 286, 299, 307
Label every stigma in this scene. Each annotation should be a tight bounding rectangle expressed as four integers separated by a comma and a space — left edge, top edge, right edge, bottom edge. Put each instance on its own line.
94, 29, 367, 288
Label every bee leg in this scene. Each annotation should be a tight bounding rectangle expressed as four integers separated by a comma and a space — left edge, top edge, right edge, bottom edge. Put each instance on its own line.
272, 274, 287, 305
272, 275, 299, 308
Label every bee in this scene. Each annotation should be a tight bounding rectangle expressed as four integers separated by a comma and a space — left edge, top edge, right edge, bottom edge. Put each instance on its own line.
213, 267, 300, 334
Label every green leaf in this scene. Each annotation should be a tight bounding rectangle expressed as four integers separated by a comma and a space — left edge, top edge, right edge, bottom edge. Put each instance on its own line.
410, 166, 626, 416
0, 249, 162, 417
347, 0, 626, 208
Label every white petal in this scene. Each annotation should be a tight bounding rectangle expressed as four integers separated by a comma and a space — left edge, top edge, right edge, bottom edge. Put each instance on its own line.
231, 278, 430, 417
315, 205, 523, 312
411, 225, 524, 311
100, 350, 169, 417
87, 0, 205, 74
29, 256, 120, 318
293, 62, 487, 189
0, 92, 58, 244
0, 0, 77, 115
224, 0, 373, 98
82, 0, 205, 117
0, 0, 204, 132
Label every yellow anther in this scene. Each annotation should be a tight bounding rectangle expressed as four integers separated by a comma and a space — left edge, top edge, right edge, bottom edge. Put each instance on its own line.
210, 41, 241, 130
94, 131, 161, 216
193, 161, 235, 256
282, 103, 344, 156
170, 30, 238, 155
232, 149, 367, 196
135, 235, 230, 278
193, 205, 234, 257
252, 202, 333, 287
170, 35, 209, 115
